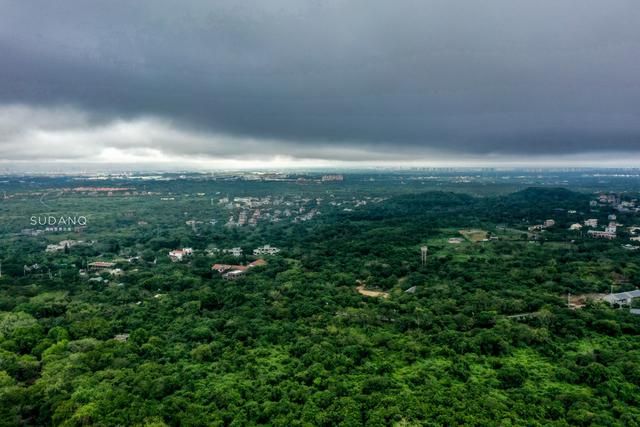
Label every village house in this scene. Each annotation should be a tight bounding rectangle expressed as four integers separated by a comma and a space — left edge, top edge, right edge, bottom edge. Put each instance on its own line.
528, 219, 556, 232
212, 259, 267, 278
168, 248, 193, 261
222, 247, 243, 257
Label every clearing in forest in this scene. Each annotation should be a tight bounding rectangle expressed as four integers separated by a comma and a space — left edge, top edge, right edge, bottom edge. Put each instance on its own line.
356, 285, 389, 298
459, 229, 488, 242
568, 293, 608, 308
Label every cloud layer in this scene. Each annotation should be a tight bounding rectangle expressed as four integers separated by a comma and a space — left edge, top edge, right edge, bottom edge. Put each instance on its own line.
1, 1, 639, 166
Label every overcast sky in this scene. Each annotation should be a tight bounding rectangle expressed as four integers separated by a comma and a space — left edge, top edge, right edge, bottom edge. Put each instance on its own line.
1, 0, 639, 169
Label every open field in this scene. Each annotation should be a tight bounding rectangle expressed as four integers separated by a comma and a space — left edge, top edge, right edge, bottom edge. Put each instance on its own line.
356, 285, 390, 298
459, 229, 488, 242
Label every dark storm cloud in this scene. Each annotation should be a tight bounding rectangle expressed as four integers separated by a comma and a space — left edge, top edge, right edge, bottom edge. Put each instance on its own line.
1, 0, 640, 162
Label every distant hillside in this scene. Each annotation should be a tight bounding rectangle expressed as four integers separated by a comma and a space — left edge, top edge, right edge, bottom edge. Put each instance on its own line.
348, 191, 476, 221
504, 187, 590, 205
485, 187, 591, 222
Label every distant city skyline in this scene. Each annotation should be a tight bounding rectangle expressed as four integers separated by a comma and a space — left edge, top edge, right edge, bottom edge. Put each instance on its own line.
1, 1, 640, 168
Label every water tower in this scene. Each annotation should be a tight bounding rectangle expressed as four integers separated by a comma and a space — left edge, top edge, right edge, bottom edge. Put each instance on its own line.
421, 246, 428, 266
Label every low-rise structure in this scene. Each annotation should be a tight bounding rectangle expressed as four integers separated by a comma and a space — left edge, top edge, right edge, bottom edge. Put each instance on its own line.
212, 259, 267, 276
587, 230, 616, 239
88, 261, 116, 270
169, 248, 193, 261
603, 289, 640, 305
114, 333, 130, 342
222, 270, 246, 280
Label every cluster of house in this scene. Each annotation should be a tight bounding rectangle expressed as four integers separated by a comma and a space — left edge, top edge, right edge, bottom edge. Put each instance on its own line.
321, 174, 344, 182
216, 194, 327, 227
24, 225, 85, 235
592, 193, 640, 213
529, 211, 632, 241
228, 209, 262, 227
294, 208, 320, 222
45, 239, 84, 253
170, 245, 280, 261
570, 215, 619, 239
211, 258, 267, 280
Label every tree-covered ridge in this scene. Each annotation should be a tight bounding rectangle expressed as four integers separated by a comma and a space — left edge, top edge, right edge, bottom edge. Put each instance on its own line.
1, 182, 640, 426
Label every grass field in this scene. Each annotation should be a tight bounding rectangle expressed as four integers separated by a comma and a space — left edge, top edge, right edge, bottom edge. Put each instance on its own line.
459, 229, 488, 242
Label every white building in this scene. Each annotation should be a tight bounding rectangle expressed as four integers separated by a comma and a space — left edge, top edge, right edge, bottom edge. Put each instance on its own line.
603, 290, 640, 305
223, 247, 243, 257
543, 219, 555, 228
253, 245, 281, 256
584, 219, 598, 227
569, 223, 583, 231
222, 270, 246, 280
